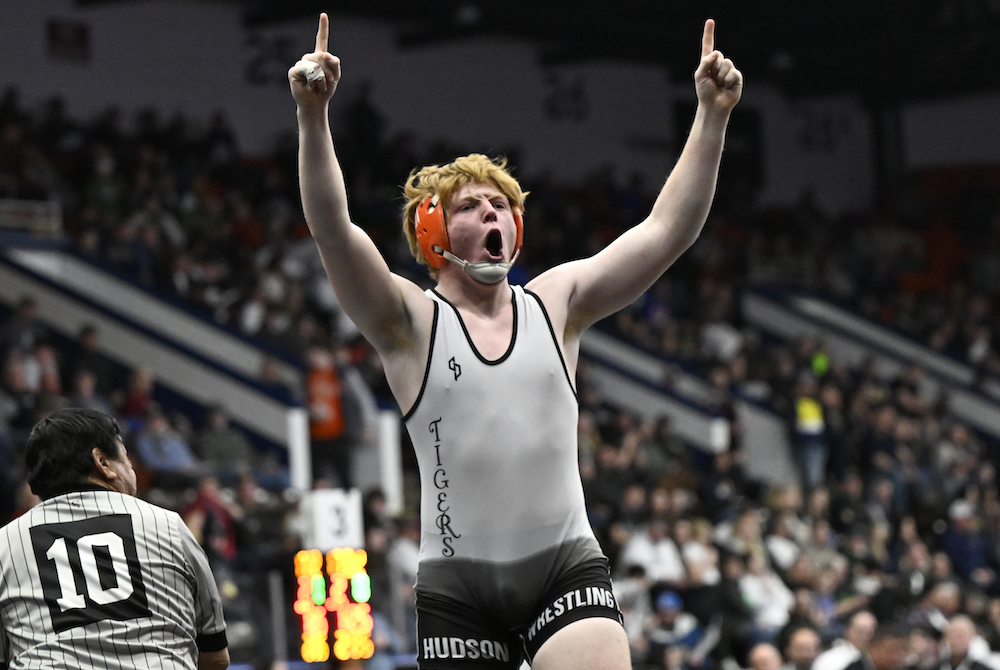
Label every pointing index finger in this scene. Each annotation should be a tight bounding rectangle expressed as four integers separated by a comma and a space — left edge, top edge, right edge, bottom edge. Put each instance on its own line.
315, 12, 329, 53
702, 18, 715, 58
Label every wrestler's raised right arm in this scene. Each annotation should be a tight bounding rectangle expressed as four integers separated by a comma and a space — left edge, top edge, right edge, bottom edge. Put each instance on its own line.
290, 14, 432, 366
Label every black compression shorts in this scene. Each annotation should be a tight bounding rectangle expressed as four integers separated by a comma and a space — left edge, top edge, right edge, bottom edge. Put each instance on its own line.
414, 558, 623, 669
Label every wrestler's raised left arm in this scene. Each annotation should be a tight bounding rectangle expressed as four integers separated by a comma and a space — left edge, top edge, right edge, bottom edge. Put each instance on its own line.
529, 19, 742, 338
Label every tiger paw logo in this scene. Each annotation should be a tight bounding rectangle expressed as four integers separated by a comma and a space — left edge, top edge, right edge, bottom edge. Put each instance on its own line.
448, 357, 461, 381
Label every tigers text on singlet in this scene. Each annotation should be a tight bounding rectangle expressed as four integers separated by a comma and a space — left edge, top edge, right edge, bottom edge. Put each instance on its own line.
402, 285, 604, 613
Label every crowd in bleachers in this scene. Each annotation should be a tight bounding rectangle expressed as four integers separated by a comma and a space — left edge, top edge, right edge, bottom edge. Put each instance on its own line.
2, 83, 1000, 670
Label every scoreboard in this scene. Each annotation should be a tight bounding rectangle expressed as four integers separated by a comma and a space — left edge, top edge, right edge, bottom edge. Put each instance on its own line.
293, 548, 374, 662
294, 488, 373, 662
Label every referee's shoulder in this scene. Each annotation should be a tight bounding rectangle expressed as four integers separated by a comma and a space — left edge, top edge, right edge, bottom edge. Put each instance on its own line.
1, 490, 186, 536
117, 490, 187, 524
66, 489, 185, 524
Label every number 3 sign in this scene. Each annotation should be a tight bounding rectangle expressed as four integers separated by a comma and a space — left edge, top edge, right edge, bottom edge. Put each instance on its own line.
302, 489, 364, 552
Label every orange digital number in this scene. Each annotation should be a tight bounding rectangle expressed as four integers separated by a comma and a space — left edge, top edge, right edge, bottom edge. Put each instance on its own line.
295, 548, 373, 663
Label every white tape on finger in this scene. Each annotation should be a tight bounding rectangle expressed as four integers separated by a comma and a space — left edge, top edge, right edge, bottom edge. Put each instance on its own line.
299, 61, 326, 83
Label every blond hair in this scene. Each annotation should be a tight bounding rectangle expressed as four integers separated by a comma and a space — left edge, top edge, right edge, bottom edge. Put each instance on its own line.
401, 154, 528, 278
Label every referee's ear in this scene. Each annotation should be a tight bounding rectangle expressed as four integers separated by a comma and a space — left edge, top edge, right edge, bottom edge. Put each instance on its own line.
91, 447, 118, 487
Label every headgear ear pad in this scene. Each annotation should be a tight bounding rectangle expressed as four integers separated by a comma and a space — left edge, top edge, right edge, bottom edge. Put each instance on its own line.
415, 194, 524, 270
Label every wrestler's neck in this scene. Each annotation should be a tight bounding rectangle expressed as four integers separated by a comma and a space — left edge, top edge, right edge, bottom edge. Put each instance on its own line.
436, 267, 511, 318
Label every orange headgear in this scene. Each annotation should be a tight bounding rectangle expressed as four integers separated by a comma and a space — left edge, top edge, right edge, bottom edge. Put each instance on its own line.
415, 194, 524, 269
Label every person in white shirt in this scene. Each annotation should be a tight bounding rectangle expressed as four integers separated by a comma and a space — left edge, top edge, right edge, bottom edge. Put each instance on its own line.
619, 518, 688, 587
677, 518, 721, 586
812, 610, 877, 670
739, 549, 795, 640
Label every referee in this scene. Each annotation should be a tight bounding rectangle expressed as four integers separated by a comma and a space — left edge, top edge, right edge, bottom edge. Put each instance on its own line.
0, 408, 229, 670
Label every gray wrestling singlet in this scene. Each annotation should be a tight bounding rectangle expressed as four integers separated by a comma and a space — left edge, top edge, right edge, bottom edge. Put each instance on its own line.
403, 285, 604, 623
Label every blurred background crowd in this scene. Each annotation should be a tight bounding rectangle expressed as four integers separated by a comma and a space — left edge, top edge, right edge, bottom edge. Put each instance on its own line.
1, 80, 1000, 670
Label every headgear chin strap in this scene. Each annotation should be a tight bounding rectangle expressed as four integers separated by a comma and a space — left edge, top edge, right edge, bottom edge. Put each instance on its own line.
414, 193, 524, 273
436, 247, 520, 284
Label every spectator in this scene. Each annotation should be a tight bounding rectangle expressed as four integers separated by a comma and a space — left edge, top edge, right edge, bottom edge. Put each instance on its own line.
17, 342, 63, 399
895, 540, 934, 612
61, 324, 118, 395
767, 511, 804, 573
230, 471, 287, 573
792, 375, 828, 490
181, 475, 239, 578
748, 643, 784, 670
713, 552, 756, 664
906, 625, 940, 670
941, 498, 995, 590
939, 615, 993, 670
909, 581, 962, 636
678, 517, 721, 587
387, 515, 420, 652
740, 548, 796, 643
367, 610, 408, 670
614, 482, 651, 538
68, 369, 114, 415
831, 471, 868, 535
334, 342, 379, 457
613, 564, 654, 666
117, 366, 155, 430
362, 487, 391, 533
636, 415, 695, 488
717, 506, 766, 559
619, 517, 688, 589
135, 406, 202, 488
781, 625, 821, 670
306, 344, 353, 488
644, 591, 705, 670
845, 624, 909, 670
698, 450, 753, 522
195, 404, 259, 485
813, 610, 878, 670
0, 296, 47, 355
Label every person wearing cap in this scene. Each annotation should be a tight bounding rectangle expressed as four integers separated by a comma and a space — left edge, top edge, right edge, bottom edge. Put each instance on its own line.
645, 591, 706, 669
941, 499, 995, 590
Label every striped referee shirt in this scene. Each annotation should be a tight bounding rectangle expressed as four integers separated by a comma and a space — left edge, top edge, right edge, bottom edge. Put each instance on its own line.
0, 484, 227, 669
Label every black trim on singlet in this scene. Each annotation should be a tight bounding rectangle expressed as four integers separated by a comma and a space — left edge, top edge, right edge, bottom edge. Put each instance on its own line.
401, 301, 440, 423
430, 287, 518, 365
523, 288, 578, 403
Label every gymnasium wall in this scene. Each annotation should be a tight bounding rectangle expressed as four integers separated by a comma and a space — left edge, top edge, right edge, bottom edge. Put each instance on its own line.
0, 0, 995, 216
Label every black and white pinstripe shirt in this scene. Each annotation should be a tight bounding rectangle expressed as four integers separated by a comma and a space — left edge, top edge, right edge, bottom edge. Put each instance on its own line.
0, 484, 227, 669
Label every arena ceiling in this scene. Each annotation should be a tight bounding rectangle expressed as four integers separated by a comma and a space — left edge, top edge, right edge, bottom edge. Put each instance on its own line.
84, 0, 1000, 105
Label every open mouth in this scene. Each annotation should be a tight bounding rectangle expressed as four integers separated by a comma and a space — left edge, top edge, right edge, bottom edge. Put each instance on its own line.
485, 230, 503, 259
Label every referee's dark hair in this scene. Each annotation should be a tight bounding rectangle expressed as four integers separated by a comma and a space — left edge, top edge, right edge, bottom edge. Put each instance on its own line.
25, 407, 124, 499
